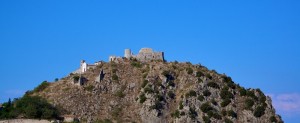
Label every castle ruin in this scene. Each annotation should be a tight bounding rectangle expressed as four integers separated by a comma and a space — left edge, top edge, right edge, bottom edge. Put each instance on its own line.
74, 48, 164, 74
109, 48, 164, 62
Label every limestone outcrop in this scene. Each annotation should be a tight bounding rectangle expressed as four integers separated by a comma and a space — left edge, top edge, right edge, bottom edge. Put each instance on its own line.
33, 60, 283, 123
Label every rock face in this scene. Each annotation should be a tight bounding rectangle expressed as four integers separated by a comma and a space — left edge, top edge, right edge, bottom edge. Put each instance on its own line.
33, 60, 283, 123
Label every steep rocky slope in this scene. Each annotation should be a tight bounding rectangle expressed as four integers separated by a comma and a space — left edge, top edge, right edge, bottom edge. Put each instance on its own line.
33, 60, 283, 123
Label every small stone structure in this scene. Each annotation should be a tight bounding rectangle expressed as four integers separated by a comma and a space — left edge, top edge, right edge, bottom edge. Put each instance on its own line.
95, 69, 105, 82
109, 48, 164, 62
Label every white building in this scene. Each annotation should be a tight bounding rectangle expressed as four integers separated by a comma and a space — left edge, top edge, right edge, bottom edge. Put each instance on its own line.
73, 60, 102, 74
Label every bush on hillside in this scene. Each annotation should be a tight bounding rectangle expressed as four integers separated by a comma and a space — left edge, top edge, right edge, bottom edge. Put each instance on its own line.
207, 82, 220, 89
33, 81, 50, 92
112, 74, 118, 81
245, 98, 254, 110
220, 88, 234, 100
197, 95, 205, 101
200, 102, 214, 113
141, 80, 148, 88
0, 96, 59, 119
139, 93, 147, 103
254, 106, 265, 117
186, 90, 197, 97
196, 71, 204, 77
203, 90, 211, 97
221, 98, 231, 107
186, 68, 193, 75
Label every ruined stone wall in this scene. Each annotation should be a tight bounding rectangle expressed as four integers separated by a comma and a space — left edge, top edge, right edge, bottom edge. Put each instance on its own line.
109, 48, 164, 62
135, 52, 164, 62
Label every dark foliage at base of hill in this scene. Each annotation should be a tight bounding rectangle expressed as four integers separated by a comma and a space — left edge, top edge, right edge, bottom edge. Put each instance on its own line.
0, 95, 59, 120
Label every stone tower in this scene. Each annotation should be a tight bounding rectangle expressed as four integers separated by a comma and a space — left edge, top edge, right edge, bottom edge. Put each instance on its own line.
124, 49, 132, 59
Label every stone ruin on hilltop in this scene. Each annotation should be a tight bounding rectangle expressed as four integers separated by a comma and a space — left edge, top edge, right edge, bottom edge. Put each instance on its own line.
73, 48, 164, 74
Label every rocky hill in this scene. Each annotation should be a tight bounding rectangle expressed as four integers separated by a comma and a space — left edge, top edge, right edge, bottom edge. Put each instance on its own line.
32, 59, 283, 123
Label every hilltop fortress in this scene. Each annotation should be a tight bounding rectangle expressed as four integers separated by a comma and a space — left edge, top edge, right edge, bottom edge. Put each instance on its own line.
109, 48, 164, 62
74, 48, 164, 74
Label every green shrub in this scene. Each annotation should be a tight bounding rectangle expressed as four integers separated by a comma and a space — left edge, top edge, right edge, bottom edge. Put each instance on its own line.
155, 94, 165, 102
212, 112, 222, 120
227, 110, 237, 118
171, 110, 180, 118
144, 86, 154, 94
188, 107, 197, 119
179, 101, 184, 109
224, 118, 233, 123
197, 95, 204, 101
270, 116, 277, 122
254, 106, 265, 117
207, 110, 214, 118
168, 91, 175, 99
162, 70, 170, 77
0, 96, 59, 119
141, 80, 148, 88
33, 81, 50, 92
205, 74, 213, 80
257, 90, 267, 104
203, 115, 211, 123
221, 110, 227, 116
245, 98, 254, 110
196, 71, 204, 77
246, 90, 258, 100
168, 81, 175, 87
200, 102, 213, 113
150, 101, 163, 110
131, 61, 142, 68
207, 82, 220, 89
180, 111, 186, 116
186, 68, 193, 75
221, 98, 231, 107
223, 76, 236, 89
223, 76, 232, 83
139, 93, 146, 103
203, 90, 211, 97
211, 99, 217, 106
197, 78, 203, 83
84, 85, 94, 92
220, 88, 234, 100
186, 90, 197, 97
239, 87, 247, 96
112, 74, 118, 81
73, 76, 80, 81
112, 68, 117, 73
143, 73, 148, 78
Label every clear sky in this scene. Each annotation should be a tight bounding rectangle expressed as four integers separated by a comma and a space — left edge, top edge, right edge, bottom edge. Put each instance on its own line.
0, 0, 299, 122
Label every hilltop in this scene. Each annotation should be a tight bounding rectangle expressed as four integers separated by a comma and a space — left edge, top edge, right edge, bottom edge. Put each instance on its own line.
29, 59, 282, 123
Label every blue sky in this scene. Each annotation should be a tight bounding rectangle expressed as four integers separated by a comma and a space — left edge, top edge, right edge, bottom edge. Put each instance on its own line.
0, 0, 299, 122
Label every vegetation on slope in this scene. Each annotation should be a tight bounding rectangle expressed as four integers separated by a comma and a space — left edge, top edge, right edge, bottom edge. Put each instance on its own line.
0, 82, 60, 120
